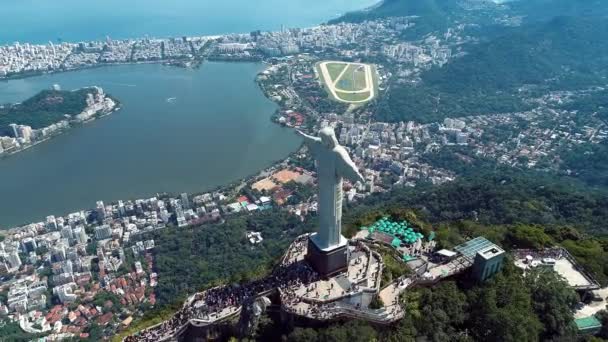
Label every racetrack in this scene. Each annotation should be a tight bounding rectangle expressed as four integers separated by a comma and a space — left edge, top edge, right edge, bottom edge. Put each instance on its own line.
318, 61, 376, 104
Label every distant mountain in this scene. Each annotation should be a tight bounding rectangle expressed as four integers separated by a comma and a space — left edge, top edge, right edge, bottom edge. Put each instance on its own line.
330, 0, 486, 38
333, 0, 608, 39
378, 16, 608, 122
332, 0, 461, 23
429, 16, 608, 92
507, 0, 608, 24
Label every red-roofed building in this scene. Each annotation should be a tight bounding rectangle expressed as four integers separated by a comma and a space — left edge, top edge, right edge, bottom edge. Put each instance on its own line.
97, 312, 113, 326
67, 326, 82, 334
272, 188, 293, 206
74, 316, 87, 326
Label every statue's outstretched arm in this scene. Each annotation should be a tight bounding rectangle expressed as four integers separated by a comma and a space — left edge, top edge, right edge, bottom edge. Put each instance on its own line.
335, 147, 365, 184
296, 130, 323, 156
296, 130, 322, 144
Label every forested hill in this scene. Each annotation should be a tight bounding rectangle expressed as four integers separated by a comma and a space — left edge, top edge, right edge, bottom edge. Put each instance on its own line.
330, 0, 496, 39
507, 0, 608, 24
377, 15, 608, 122
426, 16, 608, 92
0, 89, 94, 135
334, 0, 608, 27
331, 0, 459, 24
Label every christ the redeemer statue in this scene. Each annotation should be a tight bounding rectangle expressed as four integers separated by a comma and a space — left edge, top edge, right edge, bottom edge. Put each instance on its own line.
298, 127, 365, 253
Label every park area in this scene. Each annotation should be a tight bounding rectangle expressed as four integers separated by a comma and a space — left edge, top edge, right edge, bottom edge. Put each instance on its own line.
316, 61, 377, 104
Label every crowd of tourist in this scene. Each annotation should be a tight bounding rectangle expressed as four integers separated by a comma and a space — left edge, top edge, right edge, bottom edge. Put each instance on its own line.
514, 247, 565, 260
125, 236, 318, 342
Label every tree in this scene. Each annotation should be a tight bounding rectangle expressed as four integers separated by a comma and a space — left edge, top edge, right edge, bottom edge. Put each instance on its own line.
413, 282, 468, 341
596, 310, 608, 339
288, 327, 319, 342
369, 295, 384, 309
525, 268, 578, 340
468, 264, 543, 342
86, 322, 104, 341
318, 321, 378, 342
506, 224, 554, 249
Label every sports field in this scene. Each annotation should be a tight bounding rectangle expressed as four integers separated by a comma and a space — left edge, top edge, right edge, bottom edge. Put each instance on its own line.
316, 61, 377, 104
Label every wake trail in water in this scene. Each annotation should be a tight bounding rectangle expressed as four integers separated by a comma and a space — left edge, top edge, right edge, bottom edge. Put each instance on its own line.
104, 82, 137, 87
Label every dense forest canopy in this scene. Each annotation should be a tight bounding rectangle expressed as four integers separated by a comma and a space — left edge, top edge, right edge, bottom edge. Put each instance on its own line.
0, 89, 93, 135
377, 16, 608, 122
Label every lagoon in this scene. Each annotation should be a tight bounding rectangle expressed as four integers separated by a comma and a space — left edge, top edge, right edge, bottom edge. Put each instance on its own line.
0, 0, 377, 227
0, 63, 299, 227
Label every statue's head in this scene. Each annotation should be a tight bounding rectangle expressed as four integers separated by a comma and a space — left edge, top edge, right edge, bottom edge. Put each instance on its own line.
319, 127, 338, 149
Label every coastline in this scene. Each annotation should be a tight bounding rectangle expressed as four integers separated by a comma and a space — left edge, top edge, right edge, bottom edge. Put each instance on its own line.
0, 61, 300, 230
0, 89, 121, 159
0, 1, 380, 227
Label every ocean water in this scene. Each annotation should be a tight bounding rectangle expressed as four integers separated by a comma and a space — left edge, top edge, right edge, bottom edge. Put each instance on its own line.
0, 0, 377, 44
0, 0, 377, 227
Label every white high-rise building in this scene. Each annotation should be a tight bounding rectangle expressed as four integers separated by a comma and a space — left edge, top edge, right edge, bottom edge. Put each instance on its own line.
21, 237, 37, 253
175, 204, 187, 227
62, 260, 73, 274
7, 250, 22, 270
95, 225, 112, 240
118, 200, 126, 217
55, 283, 77, 303
73, 227, 87, 244
96, 201, 106, 221
17, 125, 33, 142
52, 246, 66, 262
180, 193, 190, 209
61, 226, 74, 241
9, 123, 19, 138
46, 215, 58, 230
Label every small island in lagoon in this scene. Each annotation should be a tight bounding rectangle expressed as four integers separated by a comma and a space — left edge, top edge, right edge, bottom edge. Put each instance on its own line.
0, 86, 120, 156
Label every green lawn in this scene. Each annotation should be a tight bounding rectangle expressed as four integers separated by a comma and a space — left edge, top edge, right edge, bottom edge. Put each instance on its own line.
325, 62, 348, 83
337, 64, 368, 92
335, 90, 372, 102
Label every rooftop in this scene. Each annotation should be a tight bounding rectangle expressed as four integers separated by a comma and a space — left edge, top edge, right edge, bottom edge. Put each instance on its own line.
454, 237, 503, 261
513, 248, 599, 290
574, 316, 602, 331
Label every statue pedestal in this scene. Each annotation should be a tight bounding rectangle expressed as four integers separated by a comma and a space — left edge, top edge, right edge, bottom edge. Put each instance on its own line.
306, 233, 348, 277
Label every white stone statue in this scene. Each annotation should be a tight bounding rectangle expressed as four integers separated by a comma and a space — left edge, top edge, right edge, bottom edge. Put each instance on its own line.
297, 127, 365, 250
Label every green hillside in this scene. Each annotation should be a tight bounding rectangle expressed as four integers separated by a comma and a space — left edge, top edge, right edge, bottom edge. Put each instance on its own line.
508, 0, 608, 24
330, 0, 469, 38
378, 16, 608, 122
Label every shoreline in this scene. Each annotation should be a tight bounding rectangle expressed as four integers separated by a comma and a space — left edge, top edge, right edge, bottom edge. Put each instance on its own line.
0, 89, 121, 160
0, 0, 385, 82
0, 62, 300, 230
0, 1, 381, 228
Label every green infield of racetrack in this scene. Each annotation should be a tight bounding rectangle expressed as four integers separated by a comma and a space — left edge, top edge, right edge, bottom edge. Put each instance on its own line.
315, 62, 379, 105
334, 90, 373, 103
325, 62, 348, 83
